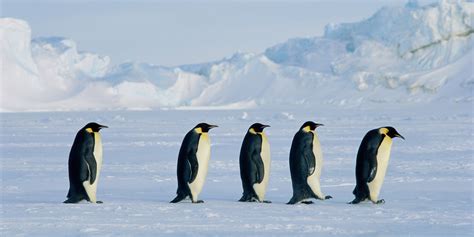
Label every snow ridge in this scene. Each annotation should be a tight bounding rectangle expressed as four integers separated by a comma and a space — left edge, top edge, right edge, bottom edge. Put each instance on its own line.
1, 0, 472, 111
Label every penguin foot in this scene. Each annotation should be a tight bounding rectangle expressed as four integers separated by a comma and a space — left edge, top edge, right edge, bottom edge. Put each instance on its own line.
238, 199, 253, 202
301, 201, 314, 204
262, 200, 272, 203
324, 195, 333, 200
96, 201, 103, 204
250, 197, 260, 202
193, 200, 204, 203
375, 199, 385, 204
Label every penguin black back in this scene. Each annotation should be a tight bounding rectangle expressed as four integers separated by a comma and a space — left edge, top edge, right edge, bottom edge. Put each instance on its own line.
171, 123, 217, 203
239, 123, 270, 202
355, 130, 383, 183
65, 122, 107, 204
288, 123, 316, 203
66, 128, 94, 203
287, 121, 331, 204
174, 128, 202, 200
350, 126, 404, 204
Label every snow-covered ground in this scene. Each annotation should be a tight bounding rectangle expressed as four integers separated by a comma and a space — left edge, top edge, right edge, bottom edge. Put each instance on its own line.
1, 0, 473, 235
1, 107, 472, 236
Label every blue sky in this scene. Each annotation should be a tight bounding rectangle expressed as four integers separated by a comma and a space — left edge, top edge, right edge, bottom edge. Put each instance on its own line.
3, 0, 415, 66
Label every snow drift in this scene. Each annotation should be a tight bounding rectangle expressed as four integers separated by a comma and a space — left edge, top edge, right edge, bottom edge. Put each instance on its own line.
1, 0, 473, 111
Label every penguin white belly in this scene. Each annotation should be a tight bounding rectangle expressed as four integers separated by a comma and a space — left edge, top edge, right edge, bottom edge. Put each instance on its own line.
368, 137, 392, 202
253, 133, 270, 201
189, 134, 211, 201
307, 132, 325, 198
83, 132, 102, 203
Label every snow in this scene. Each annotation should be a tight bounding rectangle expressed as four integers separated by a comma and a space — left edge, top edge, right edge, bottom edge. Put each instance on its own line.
1, 1, 473, 235
0, 18, 41, 109
1, 108, 472, 236
1, 1, 473, 111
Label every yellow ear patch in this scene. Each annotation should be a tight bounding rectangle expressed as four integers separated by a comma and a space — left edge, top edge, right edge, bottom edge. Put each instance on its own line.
302, 126, 311, 132
194, 127, 203, 134
379, 127, 389, 135
249, 128, 257, 134
85, 128, 93, 133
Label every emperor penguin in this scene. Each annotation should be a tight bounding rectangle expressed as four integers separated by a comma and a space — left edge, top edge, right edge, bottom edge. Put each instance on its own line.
64, 122, 108, 204
171, 123, 218, 203
288, 121, 332, 204
239, 123, 271, 203
349, 126, 404, 204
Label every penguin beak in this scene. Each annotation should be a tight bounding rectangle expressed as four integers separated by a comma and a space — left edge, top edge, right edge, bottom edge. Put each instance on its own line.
100, 125, 108, 129
396, 133, 405, 140
262, 125, 270, 128
315, 123, 324, 127
208, 125, 218, 129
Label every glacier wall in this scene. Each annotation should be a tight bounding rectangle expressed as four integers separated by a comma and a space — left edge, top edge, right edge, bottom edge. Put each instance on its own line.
1, 1, 472, 111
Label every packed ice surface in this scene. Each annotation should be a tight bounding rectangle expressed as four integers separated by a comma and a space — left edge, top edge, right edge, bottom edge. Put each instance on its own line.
1, 1, 473, 235
1, 107, 472, 236
1, 0, 473, 111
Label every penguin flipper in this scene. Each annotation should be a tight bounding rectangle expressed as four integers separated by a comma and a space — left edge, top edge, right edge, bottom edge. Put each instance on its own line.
363, 135, 384, 183
186, 150, 199, 183
367, 166, 377, 183
81, 134, 97, 185
250, 149, 264, 184
84, 154, 97, 185
366, 147, 378, 183
302, 134, 316, 176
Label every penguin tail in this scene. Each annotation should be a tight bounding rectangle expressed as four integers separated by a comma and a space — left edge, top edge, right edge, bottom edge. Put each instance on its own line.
287, 196, 300, 205
348, 197, 363, 204
350, 183, 369, 204
63, 196, 82, 204
63, 199, 74, 204
63, 190, 88, 204
170, 194, 186, 203
353, 183, 369, 198
238, 192, 254, 202
352, 186, 358, 195
238, 196, 248, 202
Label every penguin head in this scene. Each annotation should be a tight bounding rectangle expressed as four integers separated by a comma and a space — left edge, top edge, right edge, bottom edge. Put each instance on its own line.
84, 122, 108, 133
194, 123, 218, 133
381, 126, 405, 140
248, 123, 270, 134
300, 121, 323, 132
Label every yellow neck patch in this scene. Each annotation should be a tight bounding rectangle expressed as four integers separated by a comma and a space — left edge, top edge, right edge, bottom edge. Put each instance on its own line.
302, 126, 312, 132
379, 127, 389, 135
249, 128, 257, 134
194, 127, 205, 134
85, 128, 93, 133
